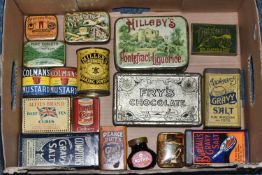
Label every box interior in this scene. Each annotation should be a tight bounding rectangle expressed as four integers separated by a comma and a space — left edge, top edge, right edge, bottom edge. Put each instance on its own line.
1, 0, 262, 172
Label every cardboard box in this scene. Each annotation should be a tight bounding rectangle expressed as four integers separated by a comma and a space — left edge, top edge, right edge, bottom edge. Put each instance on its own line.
1, 0, 262, 173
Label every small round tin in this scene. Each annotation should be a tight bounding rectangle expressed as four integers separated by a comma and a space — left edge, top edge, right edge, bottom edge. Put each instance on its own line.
50, 67, 77, 96
22, 67, 50, 96
76, 47, 110, 97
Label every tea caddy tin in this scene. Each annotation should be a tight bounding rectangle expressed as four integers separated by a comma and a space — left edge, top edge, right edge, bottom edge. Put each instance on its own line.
115, 16, 189, 71
113, 73, 202, 126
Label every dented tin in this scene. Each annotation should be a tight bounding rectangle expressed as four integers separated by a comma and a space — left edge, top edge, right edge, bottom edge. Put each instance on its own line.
22, 97, 71, 133
113, 73, 202, 126
23, 41, 65, 67
73, 97, 99, 133
25, 15, 58, 41
19, 133, 99, 167
100, 126, 127, 170
204, 68, 241, 128
22, 67, 50, 96
64, 12, 110, 43
50, 67, 77, 96
115, 16, 189, 71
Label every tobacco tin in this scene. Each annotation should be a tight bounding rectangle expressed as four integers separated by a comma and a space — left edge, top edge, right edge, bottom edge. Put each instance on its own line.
64, 12, 110, 43
113, 73, 202, 126
19, 133, 99, 167
23, 41, 65, 67
25, 15, 58, 41
100, 126, 127, 170
185, 130, 249, 165
192, 24, 237, 55
73, 98, 99, 133
115, 16, 189, 71
204, 68, 241, 128
22, 97, 71, 133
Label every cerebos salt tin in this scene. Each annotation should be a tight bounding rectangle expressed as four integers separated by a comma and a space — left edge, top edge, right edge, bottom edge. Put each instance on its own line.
22, 67, 50, 96
50, 67, 77, 96
76, 48, 110, 97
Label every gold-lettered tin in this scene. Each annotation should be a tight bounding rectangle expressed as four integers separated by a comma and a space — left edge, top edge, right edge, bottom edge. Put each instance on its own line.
76, 48, 110, 97
204, 68, 241, 128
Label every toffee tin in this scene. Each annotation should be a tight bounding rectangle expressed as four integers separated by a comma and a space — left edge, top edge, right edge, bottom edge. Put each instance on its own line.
113, 73, 202, 126
115, 16, 189, 71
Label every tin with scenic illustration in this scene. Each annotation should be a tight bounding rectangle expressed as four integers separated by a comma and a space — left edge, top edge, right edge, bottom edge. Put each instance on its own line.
50, 67, 77, 96
113, 73, 202, 126
25, 15, 58, 41
77, 47, 110, 97
64, 12, 110, 43
115, 16, 189, 71
22, 67, 50, 96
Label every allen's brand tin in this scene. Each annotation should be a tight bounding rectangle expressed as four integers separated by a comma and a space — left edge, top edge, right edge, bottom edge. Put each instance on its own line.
185, 130, 249, 165
115, 16, 189, 71
77, 48, 110, 97
64, 12, 110, 43
100, 126, 127, 170
22, 67, 50, 96
113, 73, 202, 126
73, 98, 99, 133
22, 97, 71, 133
192, 24, 237, 55
25, 15, 58, 41
204, 68, 241, 128
23, 41, 65, 67
50, 67, 77, 96
19, 133, 99, 167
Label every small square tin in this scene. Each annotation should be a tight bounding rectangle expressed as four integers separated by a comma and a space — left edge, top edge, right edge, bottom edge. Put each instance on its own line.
22, 97, 71, 133
204, 68, 241, 128
19, 133, 99, 167
192, 24, 237, 55
113, 73, 202, 126
64, 12, 110, 43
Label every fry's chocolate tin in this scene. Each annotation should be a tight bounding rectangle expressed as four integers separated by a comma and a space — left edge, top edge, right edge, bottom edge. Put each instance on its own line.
204, 68, 241, 128
64, 12, 110, 43
77, 48, 110, 97
115, 16, 189, 71
113, 73, 202, 126
25, 15, 58, 41
23, 41, 65, 67
22, 97, 71, 133
50, 67, 77, 96
22, 67, 50, 96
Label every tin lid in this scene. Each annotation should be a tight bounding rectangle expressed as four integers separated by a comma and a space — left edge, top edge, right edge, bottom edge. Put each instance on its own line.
158, 132, 184, 143
128, 137, 148, 147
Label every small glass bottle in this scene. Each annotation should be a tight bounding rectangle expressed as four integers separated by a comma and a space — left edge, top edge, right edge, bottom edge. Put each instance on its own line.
127, 137, 156, 170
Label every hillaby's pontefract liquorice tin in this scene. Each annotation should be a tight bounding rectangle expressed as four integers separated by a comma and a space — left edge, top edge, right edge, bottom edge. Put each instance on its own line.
115, 16, 189, 71
77, 48, 110, 97
50, 67, 77, 96
113, 73, 202, 126
73, 97, 99, 133
192, 24, 237, 55
100, 126, 127, 170
204, 68, 241, 128
19, 133, 99, 167
25, 15, 58, 41
64, 12, 110, 43
185, 130, 249, 165
22, 97, 71, 133
23, 41, 65, 67
22, 67, 50, 96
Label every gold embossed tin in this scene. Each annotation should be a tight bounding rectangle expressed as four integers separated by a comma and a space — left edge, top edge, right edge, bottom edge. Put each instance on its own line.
204, 68, 241, 128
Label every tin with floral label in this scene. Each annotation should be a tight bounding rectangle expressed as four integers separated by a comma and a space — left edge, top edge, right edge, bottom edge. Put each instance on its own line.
64, 12, 110, 43
77, 47, 110, 97
22, 67, 50, 96
50, 67, 77, 96
25, 15, 58, 41
115, 16, 189, 71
